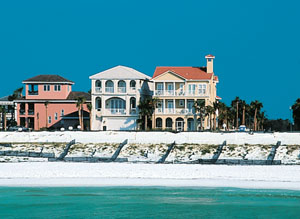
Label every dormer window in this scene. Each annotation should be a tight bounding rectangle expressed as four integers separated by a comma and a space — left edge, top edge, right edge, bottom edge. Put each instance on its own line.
54, 85, 61, 91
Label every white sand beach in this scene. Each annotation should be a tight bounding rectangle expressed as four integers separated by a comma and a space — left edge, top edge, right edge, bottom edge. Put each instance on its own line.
1, 162, 300, 190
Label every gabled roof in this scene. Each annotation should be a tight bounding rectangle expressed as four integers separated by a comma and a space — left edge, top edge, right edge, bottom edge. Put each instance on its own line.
67, 92, 91, 101
23, 75, 74, 84
89, 65, 151, 80
152, 67, 214, 80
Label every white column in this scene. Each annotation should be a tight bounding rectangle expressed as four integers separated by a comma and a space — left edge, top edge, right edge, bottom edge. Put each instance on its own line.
173, 99, 175, 114
173, 82, 175, 95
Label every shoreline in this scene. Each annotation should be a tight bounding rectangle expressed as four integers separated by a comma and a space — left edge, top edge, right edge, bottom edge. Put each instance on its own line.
1, 162, 300, 190
1, 177, 300, 190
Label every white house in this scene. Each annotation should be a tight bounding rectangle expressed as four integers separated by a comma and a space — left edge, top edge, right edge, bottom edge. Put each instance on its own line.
89, 65, 151, 130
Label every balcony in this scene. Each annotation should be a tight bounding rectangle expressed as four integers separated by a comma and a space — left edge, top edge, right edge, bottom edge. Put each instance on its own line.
154, 89, 208, 97
105, 87, 114, 93
107, 108, 126, 115
130, 108, 137, 114
28, 109, 35, 115
117, 87, 126, 93
28, 90, 38, 95
155, 108, 195, 115
19, 109, 25, 115
95, 87, 102, 93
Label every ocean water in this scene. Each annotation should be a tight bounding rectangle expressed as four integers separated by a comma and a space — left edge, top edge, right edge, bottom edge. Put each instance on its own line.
0, 187, 300, 218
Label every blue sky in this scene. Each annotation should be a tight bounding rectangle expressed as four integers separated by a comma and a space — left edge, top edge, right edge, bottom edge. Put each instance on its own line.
0, 0, 299, 119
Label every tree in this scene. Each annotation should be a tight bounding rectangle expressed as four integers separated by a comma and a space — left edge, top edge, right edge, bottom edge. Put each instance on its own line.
76, 97, 86, 131
87, 102, 92, 131
0, 106, 6, 130
137, 96, 157, 130
250, 100, 263, 131
7, 87, 24, 127
194, 100, 206, 131
231, 97, 240, 130
205, 105, 214, 130
292, 98, 300, 130
240, 100, 246, 125
44, 101, 49, 128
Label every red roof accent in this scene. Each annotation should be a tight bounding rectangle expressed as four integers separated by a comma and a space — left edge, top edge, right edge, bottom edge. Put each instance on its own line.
214, 76, 219, 81
216, 96, 222, 100
152, 67, 214, 80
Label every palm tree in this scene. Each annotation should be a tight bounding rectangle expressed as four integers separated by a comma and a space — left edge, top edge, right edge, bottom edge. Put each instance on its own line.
87, 102, 92, 131
44, 101, 49, 128
250, 100, 263, 131
212, 101, 220, 130
231, 97, 240, 130
292, 98, 300, 130
217, 101, 227, 129
205, 105, 214, 131
8, 87, 24, 126
240, 100, 246, 125
137, 96, 157, 130
194, 100, 206, 131
76, 97, 86, 131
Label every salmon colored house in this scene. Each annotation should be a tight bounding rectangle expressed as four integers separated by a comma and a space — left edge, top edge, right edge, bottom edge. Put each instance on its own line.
15, 75, 91, 130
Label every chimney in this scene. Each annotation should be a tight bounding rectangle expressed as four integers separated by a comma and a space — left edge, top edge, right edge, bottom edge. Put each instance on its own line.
205, 54, 215, 73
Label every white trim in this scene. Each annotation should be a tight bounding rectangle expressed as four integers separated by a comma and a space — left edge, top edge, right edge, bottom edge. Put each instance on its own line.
23, 81, 74, 84
152, 70, 186, 81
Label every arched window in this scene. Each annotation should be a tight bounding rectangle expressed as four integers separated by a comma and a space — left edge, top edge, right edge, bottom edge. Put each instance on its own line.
106, 97, 126, 114
166, 118, 172, 129
95, 97, 101, 110
105, 80, 114, 93
156, 118, 162, 129
130, 80, 136, 90
130, 97, 136, 109
118, 80, 126, 93
95, 80, 101, 93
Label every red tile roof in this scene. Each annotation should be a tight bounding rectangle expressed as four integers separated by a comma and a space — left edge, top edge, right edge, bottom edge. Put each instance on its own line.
216, 96, 222, 100
205, 54, 215, 58
152, 67, 214, 80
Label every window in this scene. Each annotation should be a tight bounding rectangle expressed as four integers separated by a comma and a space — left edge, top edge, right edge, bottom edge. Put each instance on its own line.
61, 109, 64, 116
54, 85, 61, 91
44, 85, 50, 91
54, 113, 58, 120
130, 80, 136, 90
48, 116, 52, 124
179, 100, 184, 107
188, 84, 196, 95
198, 84, 206, 95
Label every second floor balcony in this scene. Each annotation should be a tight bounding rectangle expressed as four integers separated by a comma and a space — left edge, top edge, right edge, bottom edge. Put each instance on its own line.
28, 90, 38, 95
105, 87, 114, 93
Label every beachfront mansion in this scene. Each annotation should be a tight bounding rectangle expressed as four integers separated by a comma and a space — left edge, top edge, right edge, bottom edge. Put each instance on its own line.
151, 55, 220, 131
89, 66, 151, 131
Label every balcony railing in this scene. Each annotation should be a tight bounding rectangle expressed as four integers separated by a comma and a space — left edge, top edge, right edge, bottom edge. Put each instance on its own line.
155, 108, 195, 115
130, 108, 137, 114
154, 89, 208, 96
28, 109, 34, 115
95, 87, 102, 93
105, 87, 114, 93
19, 109, 25, 115
108, 108, 126, 115
28, 90, 38, 95
118, 87, 126, 93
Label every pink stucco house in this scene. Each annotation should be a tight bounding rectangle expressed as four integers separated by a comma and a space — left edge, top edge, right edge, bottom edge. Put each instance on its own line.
15, 75, 91, 130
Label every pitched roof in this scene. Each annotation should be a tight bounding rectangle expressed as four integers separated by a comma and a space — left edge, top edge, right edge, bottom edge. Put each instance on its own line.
89, 65, 151, 80
23, 75, 74, 84
67, 92, 91, 101
152, 67, 214, 80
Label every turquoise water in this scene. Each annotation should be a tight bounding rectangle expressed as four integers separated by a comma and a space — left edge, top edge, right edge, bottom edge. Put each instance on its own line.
0, 187, 300, 218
